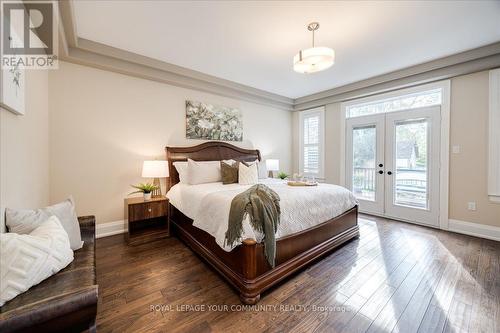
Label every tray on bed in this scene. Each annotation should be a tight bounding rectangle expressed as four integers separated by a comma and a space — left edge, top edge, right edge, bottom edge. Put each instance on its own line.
287, 180, 318, 186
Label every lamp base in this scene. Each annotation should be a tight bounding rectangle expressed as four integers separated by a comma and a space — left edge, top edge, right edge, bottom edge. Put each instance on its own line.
152, 177, 162, 198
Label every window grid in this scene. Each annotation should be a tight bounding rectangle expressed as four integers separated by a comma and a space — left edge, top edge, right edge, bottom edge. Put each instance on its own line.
346, 89, 442, 118
300, 108, 324, 178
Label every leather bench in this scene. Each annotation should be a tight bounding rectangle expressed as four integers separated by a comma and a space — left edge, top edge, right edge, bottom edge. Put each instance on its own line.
0, 216, 98, 333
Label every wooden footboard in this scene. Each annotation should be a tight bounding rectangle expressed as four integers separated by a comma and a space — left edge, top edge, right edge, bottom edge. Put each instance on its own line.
170, 205, 359, 304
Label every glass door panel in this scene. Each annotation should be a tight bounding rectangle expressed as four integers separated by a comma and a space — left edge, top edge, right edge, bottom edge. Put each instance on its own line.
394, 119, 428, 209
346, 114, 385, 215
352, 126, 376, 201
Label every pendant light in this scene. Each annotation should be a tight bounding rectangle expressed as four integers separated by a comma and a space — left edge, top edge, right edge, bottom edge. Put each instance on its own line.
293, 22, 335, 74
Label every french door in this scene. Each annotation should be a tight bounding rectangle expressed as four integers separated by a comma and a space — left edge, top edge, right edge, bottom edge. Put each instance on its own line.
346, 106, 441, 226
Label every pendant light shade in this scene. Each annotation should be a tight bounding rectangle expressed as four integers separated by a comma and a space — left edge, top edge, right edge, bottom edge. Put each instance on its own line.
293, 22, 335, 74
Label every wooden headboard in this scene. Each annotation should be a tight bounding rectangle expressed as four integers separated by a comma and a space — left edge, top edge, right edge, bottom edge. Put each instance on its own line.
165, 141, 261, 190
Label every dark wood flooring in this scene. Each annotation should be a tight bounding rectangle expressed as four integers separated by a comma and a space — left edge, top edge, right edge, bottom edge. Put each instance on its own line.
96, 215, 500, 332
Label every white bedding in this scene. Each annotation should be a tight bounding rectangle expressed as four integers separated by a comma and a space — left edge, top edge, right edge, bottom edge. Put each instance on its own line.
167, 178, 357, 251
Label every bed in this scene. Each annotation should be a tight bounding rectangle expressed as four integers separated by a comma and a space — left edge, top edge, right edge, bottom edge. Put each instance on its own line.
165, 141, 359, 304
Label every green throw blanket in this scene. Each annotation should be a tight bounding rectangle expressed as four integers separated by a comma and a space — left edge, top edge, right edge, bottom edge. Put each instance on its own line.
224, 184, 281, 267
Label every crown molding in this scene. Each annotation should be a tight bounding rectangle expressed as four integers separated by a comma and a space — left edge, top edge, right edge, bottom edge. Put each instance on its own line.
293, 42, 500, 110
70, 38, 294, 109
58, 0, 78, 48
58, 1, 500, 112
57, 0, 293, 110
60, 41, 295, 110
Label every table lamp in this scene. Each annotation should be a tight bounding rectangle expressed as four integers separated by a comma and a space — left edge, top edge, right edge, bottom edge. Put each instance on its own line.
266, 159, 279, 178
142, 160, 169, 198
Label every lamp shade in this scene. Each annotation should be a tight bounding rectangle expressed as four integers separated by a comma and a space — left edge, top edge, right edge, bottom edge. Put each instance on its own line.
142, 160, 169, 178
266, 159, 280, 171
293, 47, 335, 74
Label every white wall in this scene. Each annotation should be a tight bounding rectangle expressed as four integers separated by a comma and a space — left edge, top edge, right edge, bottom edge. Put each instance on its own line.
0, 69, 50, 232
49, 61, 292, 224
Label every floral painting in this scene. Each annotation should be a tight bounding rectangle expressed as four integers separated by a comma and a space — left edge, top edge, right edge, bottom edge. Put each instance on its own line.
0, 64, 25, 115
186, 100, 243, 141
1, 28, 25, 115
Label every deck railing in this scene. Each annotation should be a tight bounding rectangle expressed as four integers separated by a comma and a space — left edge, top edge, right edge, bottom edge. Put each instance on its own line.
353, 167, 427, 192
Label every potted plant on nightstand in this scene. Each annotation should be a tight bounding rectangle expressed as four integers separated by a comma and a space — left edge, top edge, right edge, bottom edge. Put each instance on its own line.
277, 172, 289, 180
129, 183, 159, 201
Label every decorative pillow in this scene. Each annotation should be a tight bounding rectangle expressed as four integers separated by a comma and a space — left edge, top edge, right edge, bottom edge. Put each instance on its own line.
221, 161, 239, 184
0, 216, 74, 307
5, 197, 83, 250
173, 162, 188, 183
187, 159, 223, 185
239, 161, 259, 185
257, 160, 268, 179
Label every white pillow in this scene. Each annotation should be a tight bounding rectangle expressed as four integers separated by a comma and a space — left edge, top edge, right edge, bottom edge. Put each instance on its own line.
222, 159, 237, 166
173, 161, 188, 183
187, 159, 222, 185
5, 197, 83, 250
257, 160, 268, 179
0, 216, 74, 306
239, 161, 259, 185
174, 159, 236, 184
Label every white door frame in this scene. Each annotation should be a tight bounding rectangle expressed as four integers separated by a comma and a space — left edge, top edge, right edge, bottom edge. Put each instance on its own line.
384, 106, 441, 226
340, 80, 450, 230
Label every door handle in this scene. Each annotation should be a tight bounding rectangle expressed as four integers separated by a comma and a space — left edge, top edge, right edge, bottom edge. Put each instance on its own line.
387, 171, 392, 175
378, 170, 384, 174
378, 164, 383, 167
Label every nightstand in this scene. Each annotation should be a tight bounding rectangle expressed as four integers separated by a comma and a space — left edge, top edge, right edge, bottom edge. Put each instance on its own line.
124, 196, 170, 245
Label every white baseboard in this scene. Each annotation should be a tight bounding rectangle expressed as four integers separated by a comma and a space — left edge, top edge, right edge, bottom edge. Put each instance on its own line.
96, 220, 127, 238
94, 217, 499, 242
448, 219, 500, 242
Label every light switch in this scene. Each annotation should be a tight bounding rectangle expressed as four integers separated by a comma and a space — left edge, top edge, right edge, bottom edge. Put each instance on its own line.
452, 145, 460, 154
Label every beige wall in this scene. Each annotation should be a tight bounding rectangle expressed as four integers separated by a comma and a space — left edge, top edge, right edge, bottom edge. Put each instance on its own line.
324, 102, 342, 185
293, 70, 500, 227
449, 71, 500, 227
0, 69, 50, 232
3, 63, 496, 231
49, 61, 293, 224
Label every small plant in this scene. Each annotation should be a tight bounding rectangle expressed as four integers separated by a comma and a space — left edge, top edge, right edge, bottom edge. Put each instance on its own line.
129, 183, 159, 195
277, 171, 289, 180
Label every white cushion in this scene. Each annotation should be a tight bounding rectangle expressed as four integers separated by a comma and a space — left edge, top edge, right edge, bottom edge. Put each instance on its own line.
239, 161, 259, 185
5, 197, 83, 250
187, 159, 222, 185
173, 161, 189, 183
0, 216, 74, 306
174, 160, 236, 184
222, 159, 237, 166
257, 160, 268, 179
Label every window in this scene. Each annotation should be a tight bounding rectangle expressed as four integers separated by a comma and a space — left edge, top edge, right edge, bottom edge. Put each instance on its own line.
299, 107, 325, 178
346, 88, 442, 118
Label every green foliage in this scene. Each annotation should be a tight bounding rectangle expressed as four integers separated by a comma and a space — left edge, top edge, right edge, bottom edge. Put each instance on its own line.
129, 183, 158, 195
277, 171, 289, 180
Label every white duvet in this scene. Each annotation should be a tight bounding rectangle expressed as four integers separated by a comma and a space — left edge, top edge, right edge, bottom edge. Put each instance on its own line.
167, 179, 357, 251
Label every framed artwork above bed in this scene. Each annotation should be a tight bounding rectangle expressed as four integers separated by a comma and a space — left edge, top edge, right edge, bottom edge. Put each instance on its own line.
186, 100, 243, 141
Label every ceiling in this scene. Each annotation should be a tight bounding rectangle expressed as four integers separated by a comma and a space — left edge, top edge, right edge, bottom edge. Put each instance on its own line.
74, 1, 500, 99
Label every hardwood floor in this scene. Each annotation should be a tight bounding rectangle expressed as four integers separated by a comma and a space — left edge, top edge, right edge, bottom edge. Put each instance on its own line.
95, 215, 500, 332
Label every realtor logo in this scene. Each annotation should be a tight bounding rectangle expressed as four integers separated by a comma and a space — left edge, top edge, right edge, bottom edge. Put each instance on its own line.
1, 0, 58, 69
